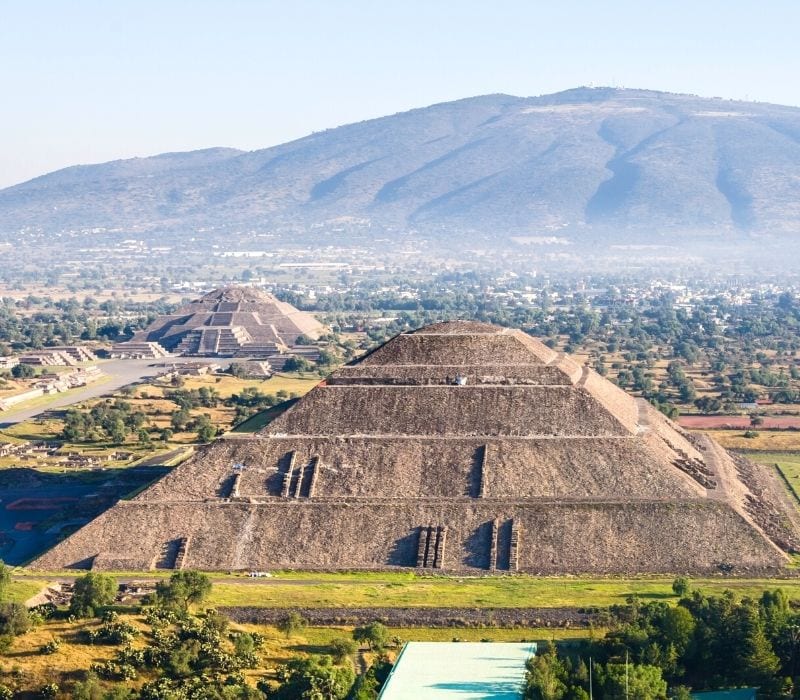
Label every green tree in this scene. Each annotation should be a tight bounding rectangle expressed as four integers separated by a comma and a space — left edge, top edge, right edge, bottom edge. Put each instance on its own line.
197, 422, 216, 443
155, 570, 212, 611
672, 577, 691, 597
728, 600, 781, 686
266, 656, 354, 700
70, 573, 117, 617
170, 409, 191, 432
283, 355, 312, 372
349, 657, 393, 700
525, 642, 567, 700
602, 663, 667, 700
0, 602, 30, 636
11, 363, 35, 378
109, 418, 127, 445
0, 561, 10, 601
329, 637, 357, 664
353, 622, 389, 651
167, 639, 201, 677
661, 606, 696, 655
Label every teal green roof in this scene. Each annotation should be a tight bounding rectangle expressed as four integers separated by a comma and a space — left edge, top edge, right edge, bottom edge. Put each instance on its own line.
379, 642, 536, 700
692, 690, 757, 700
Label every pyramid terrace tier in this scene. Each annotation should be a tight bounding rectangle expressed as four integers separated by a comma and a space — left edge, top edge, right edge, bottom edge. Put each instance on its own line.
262, 384, 640, 436
30, 499, 787, 574
328, 360, 582, 385
135, 425, 716, 503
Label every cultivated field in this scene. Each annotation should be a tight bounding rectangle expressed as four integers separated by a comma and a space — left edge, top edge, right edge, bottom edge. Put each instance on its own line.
680, 415, 800, 429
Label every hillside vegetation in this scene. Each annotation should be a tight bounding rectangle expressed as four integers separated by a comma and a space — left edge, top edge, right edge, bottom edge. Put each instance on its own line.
3, 88, 800, 246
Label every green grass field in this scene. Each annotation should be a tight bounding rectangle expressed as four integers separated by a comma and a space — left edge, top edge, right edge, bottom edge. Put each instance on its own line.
17, 569, 800, 611
251, 624, 595, 654
5, 578, 51, 604
204, 574, 800, 609
745, 450, 800, 504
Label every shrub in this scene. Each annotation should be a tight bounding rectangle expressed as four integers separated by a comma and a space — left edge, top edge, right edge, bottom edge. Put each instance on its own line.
672, 576, 691, 597
83, 611, 139, 645
0, 602, 30, 637
329, 637, 357, 663
277, 611, 307, 638
38, 684, 59, 699
40, 638, 60, 654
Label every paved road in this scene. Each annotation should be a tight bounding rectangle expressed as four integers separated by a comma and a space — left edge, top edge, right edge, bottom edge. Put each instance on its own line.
0, 357, 232, 428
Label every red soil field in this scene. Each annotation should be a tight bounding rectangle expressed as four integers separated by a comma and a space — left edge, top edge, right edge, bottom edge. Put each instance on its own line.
6, 497, 78, 511
679, 415, 800, 429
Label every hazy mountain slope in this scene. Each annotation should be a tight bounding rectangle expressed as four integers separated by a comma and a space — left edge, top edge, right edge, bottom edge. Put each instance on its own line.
2, 88, 800, 241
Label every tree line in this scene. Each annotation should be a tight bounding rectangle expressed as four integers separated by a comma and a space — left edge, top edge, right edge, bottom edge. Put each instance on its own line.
526, 582, 800, 700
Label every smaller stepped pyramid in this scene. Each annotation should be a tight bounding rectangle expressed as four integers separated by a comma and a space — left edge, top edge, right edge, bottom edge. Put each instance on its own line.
32, 321, 800, 574
116, 286, 324, 358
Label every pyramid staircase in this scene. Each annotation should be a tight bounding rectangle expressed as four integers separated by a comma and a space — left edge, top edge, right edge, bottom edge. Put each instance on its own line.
175, 326, 252, 356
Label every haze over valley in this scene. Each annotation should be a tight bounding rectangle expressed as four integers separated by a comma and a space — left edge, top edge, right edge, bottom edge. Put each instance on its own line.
3, 87, 800, 268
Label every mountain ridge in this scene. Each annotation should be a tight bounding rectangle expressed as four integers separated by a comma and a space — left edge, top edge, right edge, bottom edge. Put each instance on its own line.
3, 87, 800, 245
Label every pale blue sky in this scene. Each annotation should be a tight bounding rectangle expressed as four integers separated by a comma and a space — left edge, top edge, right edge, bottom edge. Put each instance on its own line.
2, 0, 799, 187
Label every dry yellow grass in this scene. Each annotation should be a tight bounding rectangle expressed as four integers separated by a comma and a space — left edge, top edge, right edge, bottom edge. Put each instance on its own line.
696, 429, 800, 451
3, 618, 123, 681
182, 372, 320, 398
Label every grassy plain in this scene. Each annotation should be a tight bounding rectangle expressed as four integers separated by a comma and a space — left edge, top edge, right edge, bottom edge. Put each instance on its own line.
744, 450, 800, 504
243, 624, 593, 668
5, 579, 52, 604
203, 574, 800, 610
697, 428, 800, 452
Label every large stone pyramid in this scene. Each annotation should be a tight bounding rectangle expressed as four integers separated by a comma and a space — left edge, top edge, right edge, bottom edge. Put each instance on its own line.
33, 322, 799, 573
125, 286, 324, 356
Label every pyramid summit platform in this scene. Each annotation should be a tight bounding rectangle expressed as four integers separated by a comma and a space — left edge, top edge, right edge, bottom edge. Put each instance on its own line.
32, 321, 800, 573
